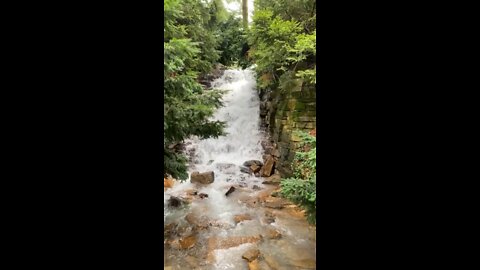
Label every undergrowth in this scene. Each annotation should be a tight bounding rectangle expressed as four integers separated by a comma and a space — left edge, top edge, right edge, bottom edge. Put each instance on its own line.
280, 130, 316, 224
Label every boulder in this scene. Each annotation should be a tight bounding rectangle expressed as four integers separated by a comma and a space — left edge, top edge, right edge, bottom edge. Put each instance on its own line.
250, 164, 261, 173
240, 166, 252, 174
242, 248, 260, 262
261, 156, 275, 177
190, 171, 214, 184
243, 160, 263, 167
167, 196, 186, 208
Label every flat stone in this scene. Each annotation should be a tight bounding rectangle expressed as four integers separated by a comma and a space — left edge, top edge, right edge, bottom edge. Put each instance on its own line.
207, 235, 263, 263
250, 164, 261, 173
179, 235, 197, 249
234, 214, 252, 224
242, 248, 260, 262
240, 166, 252, 174
243, 160, 263, 167
264, 197, 289, 209
264, 228, 282, 239
190, 171, 214, 184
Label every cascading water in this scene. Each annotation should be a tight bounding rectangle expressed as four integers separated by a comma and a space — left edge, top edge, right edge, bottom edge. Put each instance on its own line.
164, 69, 316, 270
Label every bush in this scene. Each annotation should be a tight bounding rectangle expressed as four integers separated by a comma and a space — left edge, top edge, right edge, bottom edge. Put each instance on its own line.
280, 131, 316, 224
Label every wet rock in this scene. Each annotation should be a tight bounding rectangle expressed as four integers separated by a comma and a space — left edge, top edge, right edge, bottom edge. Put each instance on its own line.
190, 171, 214, 184
234, 214, 252, 224
167, 196, 186, 208
263, 254, 281, 270
289, 258, 316, 269
250, 164, 261, 173
264, 197, 289, 209
248, 259, 260, 270
262, 173, 281, 185
199, 193, 208, 199
263, 211, 276, 224
164, 266, 173, 270
252, 185, 261, 190
207, 235, 262, 251
179, 235, 197, 249
264, 228, 282, 239
225, 186, 236, 196
243, 197, 260, 208
240, 166, 252, 174
185, 189, 198, 196
254, 172, 261, 177
261, 156, 275, 177
185, 213, 209, 229
243, 160, 263, 167
164, 223, 176, 237
242, 248, 260, 262
164, 177, 174, 190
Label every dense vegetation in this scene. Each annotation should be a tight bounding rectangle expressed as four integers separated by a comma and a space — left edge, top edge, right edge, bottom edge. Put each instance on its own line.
164, 0, 247, 180
247, 0, 316, 89
164, 0, 316, 223
280, 131, 316, 224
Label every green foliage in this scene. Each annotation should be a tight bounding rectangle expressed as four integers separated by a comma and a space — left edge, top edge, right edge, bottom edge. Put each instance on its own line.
248, 0, 316, 90
217, 15, 248, 67
164, 0, 235, 180
280, 131, 316, 224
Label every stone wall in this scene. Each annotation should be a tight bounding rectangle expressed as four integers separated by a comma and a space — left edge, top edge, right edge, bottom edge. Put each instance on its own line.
259, 79, 316, 177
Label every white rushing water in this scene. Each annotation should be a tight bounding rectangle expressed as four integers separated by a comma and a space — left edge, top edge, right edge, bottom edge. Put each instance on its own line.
165, 68, 263, 208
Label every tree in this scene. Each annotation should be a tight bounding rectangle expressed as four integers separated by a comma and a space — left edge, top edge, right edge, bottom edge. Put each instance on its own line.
164, 0, 229, 180
242, 0, 248, 29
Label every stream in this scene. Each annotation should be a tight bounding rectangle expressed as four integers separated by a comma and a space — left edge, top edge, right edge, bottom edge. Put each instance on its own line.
164, 69, 316, 270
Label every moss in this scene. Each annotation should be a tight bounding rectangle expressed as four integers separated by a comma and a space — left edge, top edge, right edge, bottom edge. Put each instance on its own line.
293, 101, 306, 111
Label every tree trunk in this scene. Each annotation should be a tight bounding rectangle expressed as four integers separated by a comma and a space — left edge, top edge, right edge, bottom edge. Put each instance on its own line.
242, 0, 248, 29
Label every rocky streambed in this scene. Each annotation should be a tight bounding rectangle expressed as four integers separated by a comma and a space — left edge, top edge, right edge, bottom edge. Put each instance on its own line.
164, 69, 316, 270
